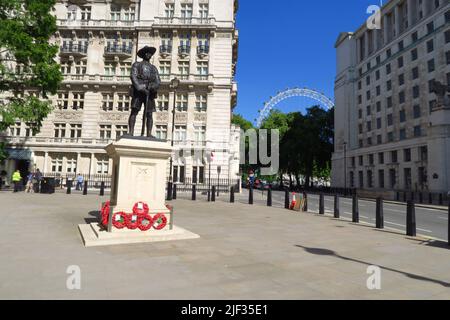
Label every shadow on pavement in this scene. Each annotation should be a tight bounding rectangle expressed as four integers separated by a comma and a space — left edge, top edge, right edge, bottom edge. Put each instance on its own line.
295, 245, 450, 288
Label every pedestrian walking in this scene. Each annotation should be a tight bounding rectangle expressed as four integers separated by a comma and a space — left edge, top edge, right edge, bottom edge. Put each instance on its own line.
76, 173, 84, 191
12, 170, 22, 193
25, 172, 34, 193
33, 169, 42, 193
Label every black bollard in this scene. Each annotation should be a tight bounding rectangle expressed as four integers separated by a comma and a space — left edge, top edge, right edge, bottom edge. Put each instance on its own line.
419, 192, 423, 204
100, 181, 105, 196
249, 186, 253, 205
83, 180, 88, 195
0, 177, 2, 190
66, 179, 72, 194
411, 192, 415, 202
396, 192, 400, 201
448, 202, 450, 247
192, 185, 196, 201
230, 186, 235, 203
167, 182, 173, 201
439, 194, 443, 206
267, 188, 272, 207
403, 192, 407, 203
352, 194, 359, 223
303, 192, 308, 212
319, 193, 325, 215
376, 197, 384, 229
334, 194, 340, 218
173, 184, 177, 200
406, 201, 416, 237
211, 186, 216, 202
429, 193, 433, 204
284, 190, 290, 209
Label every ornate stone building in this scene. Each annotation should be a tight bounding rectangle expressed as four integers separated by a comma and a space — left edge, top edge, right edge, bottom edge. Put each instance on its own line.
332, 0, 450, 196
0, 0, 240, 185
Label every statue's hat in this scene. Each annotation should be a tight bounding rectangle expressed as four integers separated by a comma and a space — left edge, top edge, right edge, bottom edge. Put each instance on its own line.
137, 46, 157, 58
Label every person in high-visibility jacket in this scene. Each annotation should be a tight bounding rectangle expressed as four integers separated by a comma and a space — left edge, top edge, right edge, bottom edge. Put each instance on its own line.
12, 170, 22, 193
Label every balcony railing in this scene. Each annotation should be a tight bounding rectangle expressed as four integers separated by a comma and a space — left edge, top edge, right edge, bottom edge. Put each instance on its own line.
158, 73, 213, 83
57, 19, 137, 28
105, 44, 133, 55
1, 136, 114, 146
60, 44, 88, 54
160, 45, 172, 54
62, 74, 129, 82
178, 45, 191, 55
155, 16, 214, 26
197, 45, 210, 55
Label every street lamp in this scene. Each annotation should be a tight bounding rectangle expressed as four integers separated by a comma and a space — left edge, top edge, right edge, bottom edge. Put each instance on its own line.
343, 141, 347, 196
167, 77, 180, 201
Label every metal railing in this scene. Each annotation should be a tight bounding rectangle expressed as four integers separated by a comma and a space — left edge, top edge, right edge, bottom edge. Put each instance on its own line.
60, 44, 88, 54
160, 45, 172, 54
178, 45, 191, 54
105, 44, 133, 55
171, 177, 240, 194
42, 172, 112, 189
197, 45, 210, 54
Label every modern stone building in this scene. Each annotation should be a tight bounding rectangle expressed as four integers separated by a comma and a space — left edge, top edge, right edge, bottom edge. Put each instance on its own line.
332, 0, 450, 196
0, 0, 240, 186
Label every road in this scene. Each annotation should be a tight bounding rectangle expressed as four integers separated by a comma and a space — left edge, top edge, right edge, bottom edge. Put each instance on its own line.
230, 189, 449, 241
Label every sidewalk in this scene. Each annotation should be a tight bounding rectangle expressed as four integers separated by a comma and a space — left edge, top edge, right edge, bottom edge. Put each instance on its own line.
0, 192, 449, 299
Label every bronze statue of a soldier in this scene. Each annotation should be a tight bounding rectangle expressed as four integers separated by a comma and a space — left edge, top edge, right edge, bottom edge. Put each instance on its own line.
128, 46, 161, 137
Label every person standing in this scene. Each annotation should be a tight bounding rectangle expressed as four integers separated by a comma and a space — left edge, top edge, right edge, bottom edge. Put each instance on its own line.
76, 173, 84, 191
12, 170, 22, 193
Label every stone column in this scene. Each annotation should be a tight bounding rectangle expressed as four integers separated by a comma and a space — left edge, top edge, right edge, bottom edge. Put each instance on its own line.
43, 152, 49, 173
89, 153, 95, 177
76, 152, 81, 174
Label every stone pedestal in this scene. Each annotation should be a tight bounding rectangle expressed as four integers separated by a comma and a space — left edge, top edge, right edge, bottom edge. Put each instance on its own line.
78, 136, 200, 247
106, 136, 172, 231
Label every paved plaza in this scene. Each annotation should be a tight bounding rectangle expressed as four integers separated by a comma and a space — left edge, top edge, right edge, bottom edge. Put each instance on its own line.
0, 190, 449, 299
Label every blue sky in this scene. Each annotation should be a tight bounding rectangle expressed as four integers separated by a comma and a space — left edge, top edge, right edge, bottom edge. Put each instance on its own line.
234, 0, 383, 124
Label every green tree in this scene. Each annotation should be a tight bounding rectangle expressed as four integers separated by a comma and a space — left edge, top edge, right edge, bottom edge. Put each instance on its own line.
0, 0, 62, 160
231, 113, 254, 131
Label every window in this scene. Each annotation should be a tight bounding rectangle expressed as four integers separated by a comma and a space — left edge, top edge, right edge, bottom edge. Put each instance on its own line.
366, 76, 370, 86
376, 101, 381, 112
97, 158, 109, 174
99, 125, 112, 140
72, 92, 84, 109
9, 122, 21, 136
156, 125, 167, 140
366, 91, 371, 100
387, 131, 394, 142
195, 94, 207, 112
358, 109, 363, 119
446, 30, 450, 44
54, 123, 66, 138
199, 3, 209, 20
398, 56, 404, 68
376, 118, 382, 129
413, 86, 420, 99
386, 48, 391, 58
358, 124, 363, 134
426, 40, 434, 53
117, 94, 130, 111
51, 157, 63, 173
192, 166, 205, 184
194, 125, 206, 143
102, 93, 114, 111
358, 81, 362, 90
367, 137, 372, 146
398, 74, 404, 86
378, 152, 384, 164
375, 70, 380, 80
428, 59, 435, 72
412, 67, 419, 79
358, 171, 364, 188
74, 60, 86, 75
367, 170, 373, 188
197, 61, 209, 78
376, 86, 381, 96
426, 22, 434, 34
399, 129, 406, 140
80, 6, 91, 20
160, 61, 171, 78
69, 124, 82, 139
420, 146, 428, 161
176, 93, 188, 112
174, 125, 187, 141
378, 170, 385, 188
387, 80, 392, 91
411, 32, 418, 42
387, 114, 393, 126
181, 3, 193, 21
399, 91, 405, 104
123, 7, 135, 21
359, 156, 363, 166
369, 154, 374, 165
387, 97, 392, 108
389, 169, 396, 189
367, 121, 372, 132
366, 105, 371, 116
178, 61, 190, 79
413, 105, 421, 118
404, 168, 412, 190
173, 166, 185, 183
386, 63, 391, 74
115, 125, 128, 138
377, 135, 382, 144
411, 48, 418, 61
399, 110, 406, 123
110, 5, 121, 20
60, 61, 71, 74
66, 157, 77, 174
414, 125, 422, 137
119, 64, 131, 77
104, 63, 115, 76
404, 149, 411, 162
57, 92, 69, 109
391, 151, 398, 163
157, 93, 169, 111
165, 3, 174, 18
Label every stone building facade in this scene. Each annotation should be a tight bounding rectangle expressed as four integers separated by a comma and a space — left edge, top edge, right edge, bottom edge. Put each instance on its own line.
0, 0, 240, 185
332, 0, 450, 195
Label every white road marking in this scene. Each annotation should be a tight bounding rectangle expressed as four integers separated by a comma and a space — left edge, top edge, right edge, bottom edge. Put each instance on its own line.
385, 221, 404, 227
